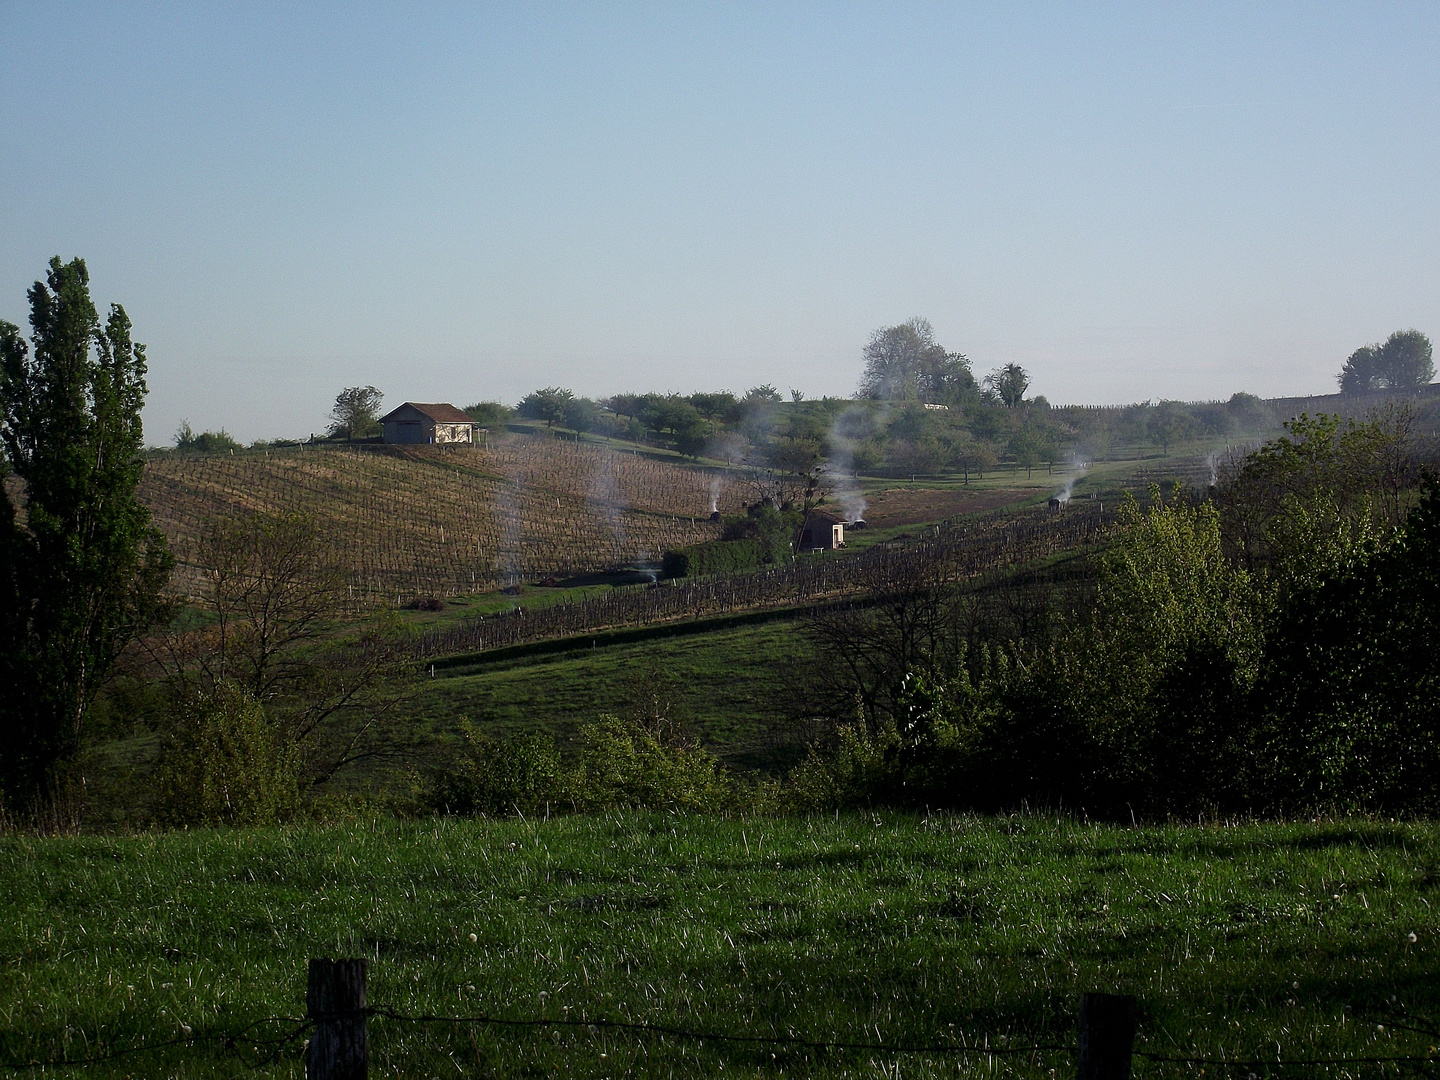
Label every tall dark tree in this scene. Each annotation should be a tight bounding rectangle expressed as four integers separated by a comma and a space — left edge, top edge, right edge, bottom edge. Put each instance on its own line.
1376, 329, 1434, 390
327, 385, 383, 440
1339, 330, 1434, 393
1338, 344, 1379, 394
0, 257, 172, 805
983, 363, 1030, 408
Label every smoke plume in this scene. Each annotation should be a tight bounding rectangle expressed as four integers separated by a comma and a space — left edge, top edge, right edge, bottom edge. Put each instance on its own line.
824, 405, 876, 523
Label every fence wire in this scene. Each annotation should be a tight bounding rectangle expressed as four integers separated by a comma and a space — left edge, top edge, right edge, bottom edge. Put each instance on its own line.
5, 1004, 1438, 1074
0, 1015, 309, 1072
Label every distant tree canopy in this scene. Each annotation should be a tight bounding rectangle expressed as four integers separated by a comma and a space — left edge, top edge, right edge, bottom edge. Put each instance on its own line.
0, 257, 173, 807
1147, 400, 1199, 455
1339, 330, 1434, 394
516, 387, 575, 427
173, 421, 243, 453
562, 396, 598, 434
463, 401, 511, 426
857, 318, 976, 405
983, 363, 1030, 409
328, 386, 383, 440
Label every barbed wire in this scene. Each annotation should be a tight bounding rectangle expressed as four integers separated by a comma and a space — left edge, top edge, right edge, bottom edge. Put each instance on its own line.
365, 1005, 1071, 1056
0, 1015, 310, 1072
6, 1005, 1438, 1073
1137, 1050, 1439, 1070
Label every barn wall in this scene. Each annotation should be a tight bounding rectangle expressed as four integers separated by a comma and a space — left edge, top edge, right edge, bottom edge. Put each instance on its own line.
383, 420, 429, 444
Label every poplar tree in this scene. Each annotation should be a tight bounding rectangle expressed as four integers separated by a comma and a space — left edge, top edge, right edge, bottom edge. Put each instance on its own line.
0, 257, 172, 806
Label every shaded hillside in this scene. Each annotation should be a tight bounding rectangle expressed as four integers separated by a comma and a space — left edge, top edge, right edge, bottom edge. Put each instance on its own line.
140, 437, 743, 602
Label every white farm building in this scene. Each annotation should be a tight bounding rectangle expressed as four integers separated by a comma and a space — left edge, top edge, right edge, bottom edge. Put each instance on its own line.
379, 402, 477, 445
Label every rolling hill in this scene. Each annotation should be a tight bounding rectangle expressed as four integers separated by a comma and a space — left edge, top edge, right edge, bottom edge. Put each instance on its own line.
140, 436, 743, 602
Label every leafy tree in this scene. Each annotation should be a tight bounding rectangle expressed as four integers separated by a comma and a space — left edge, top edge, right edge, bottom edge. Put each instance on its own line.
1217, 407, 1417, 573
1224, 392, 1271, 433
1010, 428, 1043, 478
1339, 330, 1435, 393
888, 438, 944, 476
562, 396, 598, 433
745, 383, 783, 403
719, 502, 804, 564
516, 387, 574, 427
328, 386, 383, 440
1338, 345, 1379, 394
0, 257, 173, 806
1257, 477, 1440, 811
688, 391, 740, 422
921, 352, 978, 406
946, 433, 997, 484
151, 684, 303, 826
673, 413, 711, 458
982, 363, 1030, 408
857, 318, 974, 404
463, 401, 511, 426
1376, 329, 1434, 390
1147, 400, 1197, 456
1074, 488, 1267, 811
603, 393, 642, 420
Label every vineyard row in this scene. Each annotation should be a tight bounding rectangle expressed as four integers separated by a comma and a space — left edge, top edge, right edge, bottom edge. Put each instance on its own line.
415, 503, 1117, 659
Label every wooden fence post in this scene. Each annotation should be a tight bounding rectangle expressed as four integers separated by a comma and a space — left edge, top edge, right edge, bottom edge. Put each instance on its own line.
307, 958, 368, 1080
1077, 992, 1136, 1080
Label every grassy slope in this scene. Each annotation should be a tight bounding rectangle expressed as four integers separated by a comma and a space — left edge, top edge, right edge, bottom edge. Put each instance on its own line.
399, 616, 816, 773
3, 814, 1437, 1078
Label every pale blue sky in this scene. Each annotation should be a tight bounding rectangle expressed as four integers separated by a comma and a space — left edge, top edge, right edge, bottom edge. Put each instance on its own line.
2, 3, 1437, 443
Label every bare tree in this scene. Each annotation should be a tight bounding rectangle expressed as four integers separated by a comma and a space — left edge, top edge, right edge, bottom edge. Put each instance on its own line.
153, 513, 415, 786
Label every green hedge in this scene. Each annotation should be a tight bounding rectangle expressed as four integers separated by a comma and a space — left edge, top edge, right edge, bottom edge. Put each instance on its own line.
662, 539, 763, 578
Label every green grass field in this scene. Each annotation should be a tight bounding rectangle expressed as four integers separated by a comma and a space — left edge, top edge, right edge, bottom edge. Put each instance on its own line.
3, 814, 1437, 1078
400, 616, 817, 775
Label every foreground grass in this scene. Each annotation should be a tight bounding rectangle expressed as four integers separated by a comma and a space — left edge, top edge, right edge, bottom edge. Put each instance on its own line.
3, 815, 1438, 1078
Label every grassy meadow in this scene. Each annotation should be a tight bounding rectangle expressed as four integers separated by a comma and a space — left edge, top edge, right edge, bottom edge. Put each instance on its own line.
2, 814, 1438, 1078
403, 616, 818, 773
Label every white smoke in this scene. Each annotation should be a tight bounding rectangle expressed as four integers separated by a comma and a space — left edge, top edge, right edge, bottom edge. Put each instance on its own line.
494, 472, 523, 588
708, 474, 723, 514
1053, 455, 1089, 503
824, 405, 878, 523
590, 451, 627, 563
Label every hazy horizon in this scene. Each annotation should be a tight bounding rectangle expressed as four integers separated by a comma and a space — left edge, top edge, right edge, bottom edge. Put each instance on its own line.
3, 3, 1438, 444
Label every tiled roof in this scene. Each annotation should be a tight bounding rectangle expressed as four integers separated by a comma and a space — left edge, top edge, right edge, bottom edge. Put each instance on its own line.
379, 402, 474, 424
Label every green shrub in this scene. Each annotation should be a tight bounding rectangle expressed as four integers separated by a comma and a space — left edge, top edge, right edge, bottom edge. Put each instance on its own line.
662, 539, 763, 578
570, 713, 732, 811
151, 686, 302, 826
418, 713, 734, 816
1257, 477, 1440, 812
419, 725, 562, 816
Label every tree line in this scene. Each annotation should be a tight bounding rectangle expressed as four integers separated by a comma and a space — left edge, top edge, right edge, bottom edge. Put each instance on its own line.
791, 405, 1440, 816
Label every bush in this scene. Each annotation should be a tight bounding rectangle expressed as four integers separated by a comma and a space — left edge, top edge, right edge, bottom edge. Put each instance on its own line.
419, 725, 562, 816
418, 713, 733, 816
1257, 477, 1440, 812
173, 421, 243, 453
570, 713, 731, 812
662, 539, 763, 578
151, 686, 302, 826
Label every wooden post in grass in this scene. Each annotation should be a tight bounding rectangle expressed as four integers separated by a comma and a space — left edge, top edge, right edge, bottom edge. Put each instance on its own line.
307, 958, 368, 1080
1077, 992, 1136, 1080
